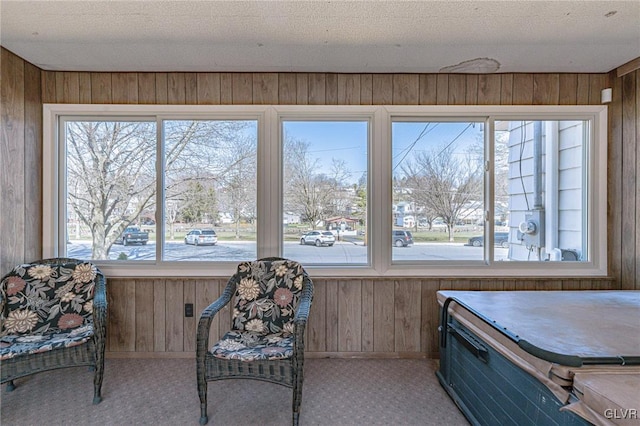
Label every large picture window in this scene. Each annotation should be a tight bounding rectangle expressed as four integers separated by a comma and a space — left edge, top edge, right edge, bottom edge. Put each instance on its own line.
43, 105, 607, 277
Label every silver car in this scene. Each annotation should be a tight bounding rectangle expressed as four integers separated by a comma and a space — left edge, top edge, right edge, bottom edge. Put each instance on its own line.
300, 230, 335, 247
184, 229, 218, 246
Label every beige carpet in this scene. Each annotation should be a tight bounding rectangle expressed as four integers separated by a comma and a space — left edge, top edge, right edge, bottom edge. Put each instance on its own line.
1, 358, 469, 426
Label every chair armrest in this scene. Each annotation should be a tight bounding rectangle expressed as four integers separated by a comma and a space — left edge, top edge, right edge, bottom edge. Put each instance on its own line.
294, 273, 314, 326
196, 275, 237, 354
92, 272, 108, 339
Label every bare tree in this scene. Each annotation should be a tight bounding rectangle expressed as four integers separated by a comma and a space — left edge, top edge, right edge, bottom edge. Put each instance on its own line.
217, 133, 257, 238
66, 121, 156, 259
66, 119, 255, 259
284, 139, 352, 229
401, 144, 483, 241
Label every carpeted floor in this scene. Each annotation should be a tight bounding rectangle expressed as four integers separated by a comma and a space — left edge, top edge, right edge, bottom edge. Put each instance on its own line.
1, 358, 469, 426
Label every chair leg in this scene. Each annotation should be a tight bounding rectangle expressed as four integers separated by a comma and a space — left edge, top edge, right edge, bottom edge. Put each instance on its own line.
197, 373, 208, 424
292, 370, 304, 426
93, 361, 104, 404
6, 380, 16, 392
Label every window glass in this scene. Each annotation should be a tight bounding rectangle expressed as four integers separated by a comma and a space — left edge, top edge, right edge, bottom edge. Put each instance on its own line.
281, 120, 368, 265
64, 120, 157, 261
163, 120, 258, 261
494, 120, 587, 262
391, 121, 485, 261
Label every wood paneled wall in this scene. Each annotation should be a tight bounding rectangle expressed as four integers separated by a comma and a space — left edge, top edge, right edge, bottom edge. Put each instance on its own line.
107, 277, 617, 358
1, 46, 638, 357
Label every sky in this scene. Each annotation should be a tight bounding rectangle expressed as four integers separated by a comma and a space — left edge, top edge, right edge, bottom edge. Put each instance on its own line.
283, 120, 484, 183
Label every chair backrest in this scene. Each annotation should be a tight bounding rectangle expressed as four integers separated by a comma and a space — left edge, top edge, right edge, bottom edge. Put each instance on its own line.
0, 259, 100, 336
231, 258, 307, 335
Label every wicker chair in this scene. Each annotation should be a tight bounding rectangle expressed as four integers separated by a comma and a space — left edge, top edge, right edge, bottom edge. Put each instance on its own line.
0, 258, 107, 404
197, 257, 313, 425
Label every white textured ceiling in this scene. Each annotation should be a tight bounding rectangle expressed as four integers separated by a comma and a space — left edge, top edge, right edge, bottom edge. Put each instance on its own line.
1, 0, 639, 73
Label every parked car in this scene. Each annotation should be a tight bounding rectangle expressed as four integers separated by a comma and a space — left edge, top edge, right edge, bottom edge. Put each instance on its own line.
115, 227, 149, 246
393, 230, 414, 247
467, 232, 509, 248
300, 231, 335, 247
184, 229, 218, 246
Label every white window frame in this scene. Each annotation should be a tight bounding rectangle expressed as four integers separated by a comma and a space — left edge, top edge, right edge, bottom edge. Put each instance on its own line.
43, 104, 607, 278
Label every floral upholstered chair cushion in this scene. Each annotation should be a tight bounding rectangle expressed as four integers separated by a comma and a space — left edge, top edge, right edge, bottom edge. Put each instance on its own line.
0, 262, 97, 360
210, 259, 305, 361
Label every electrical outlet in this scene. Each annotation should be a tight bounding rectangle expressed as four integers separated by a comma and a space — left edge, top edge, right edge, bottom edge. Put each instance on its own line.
184, 303, 194, 317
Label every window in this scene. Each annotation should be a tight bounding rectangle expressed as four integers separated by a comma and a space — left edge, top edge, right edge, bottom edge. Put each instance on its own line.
391, 120, 485, 262
43, 105, 607, 277
162, 119, 258, 262
282, 120, 368, 265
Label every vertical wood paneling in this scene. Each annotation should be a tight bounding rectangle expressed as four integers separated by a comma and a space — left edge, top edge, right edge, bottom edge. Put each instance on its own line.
621, 73, 637, 289
338, 74, 361, 105
477, 74, 501, 105
78, 72, 92, 103
23, 61, 42, 262
325, 279, 339, 351
296, 73, 309, 105
196, 73, 220, 104
137, 73, 156, 104
447, 74, 466, 105
513, 74, 533, 104
278, 73, 297, 104
500, 74, 513, 105
253, 73, 278, 104
220, 73, 233, 104
338, 280, 361, 351
112, 73, 138, 104
465, 75, 478, 105
394, 279, 421, 352
360, 74, 373, 105
576, 74, 590, 104
325, 73, 338, 105
533, 74, 559, 105
165, 280, 184, 351
185, 73, 197, 104
589, 74, 608, 104
419, 74, 437, 105
361, 279, 374, 352
392, 74, 418, 105
153, 279, 166, 351
108, 279, 136, 351
155, 73, 168, 104
0, 49, 25, 274
56, 72, 79, 103
609, 71, 623, 289
308, 73, 325, 105
373, 279, 394, 352
41, 71, 57, 103
559, 74, 578, 105
307, 278, 326, 351
90, 73, 112, 103
436, 74, 448, 104
183, 280, 196, 351
372, 74, 392, 104
420, 280, 440, 356
167, 73, 186, 104
232, 73, 252, 104
636, 70, 640, 290
135, 280, 155, 352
